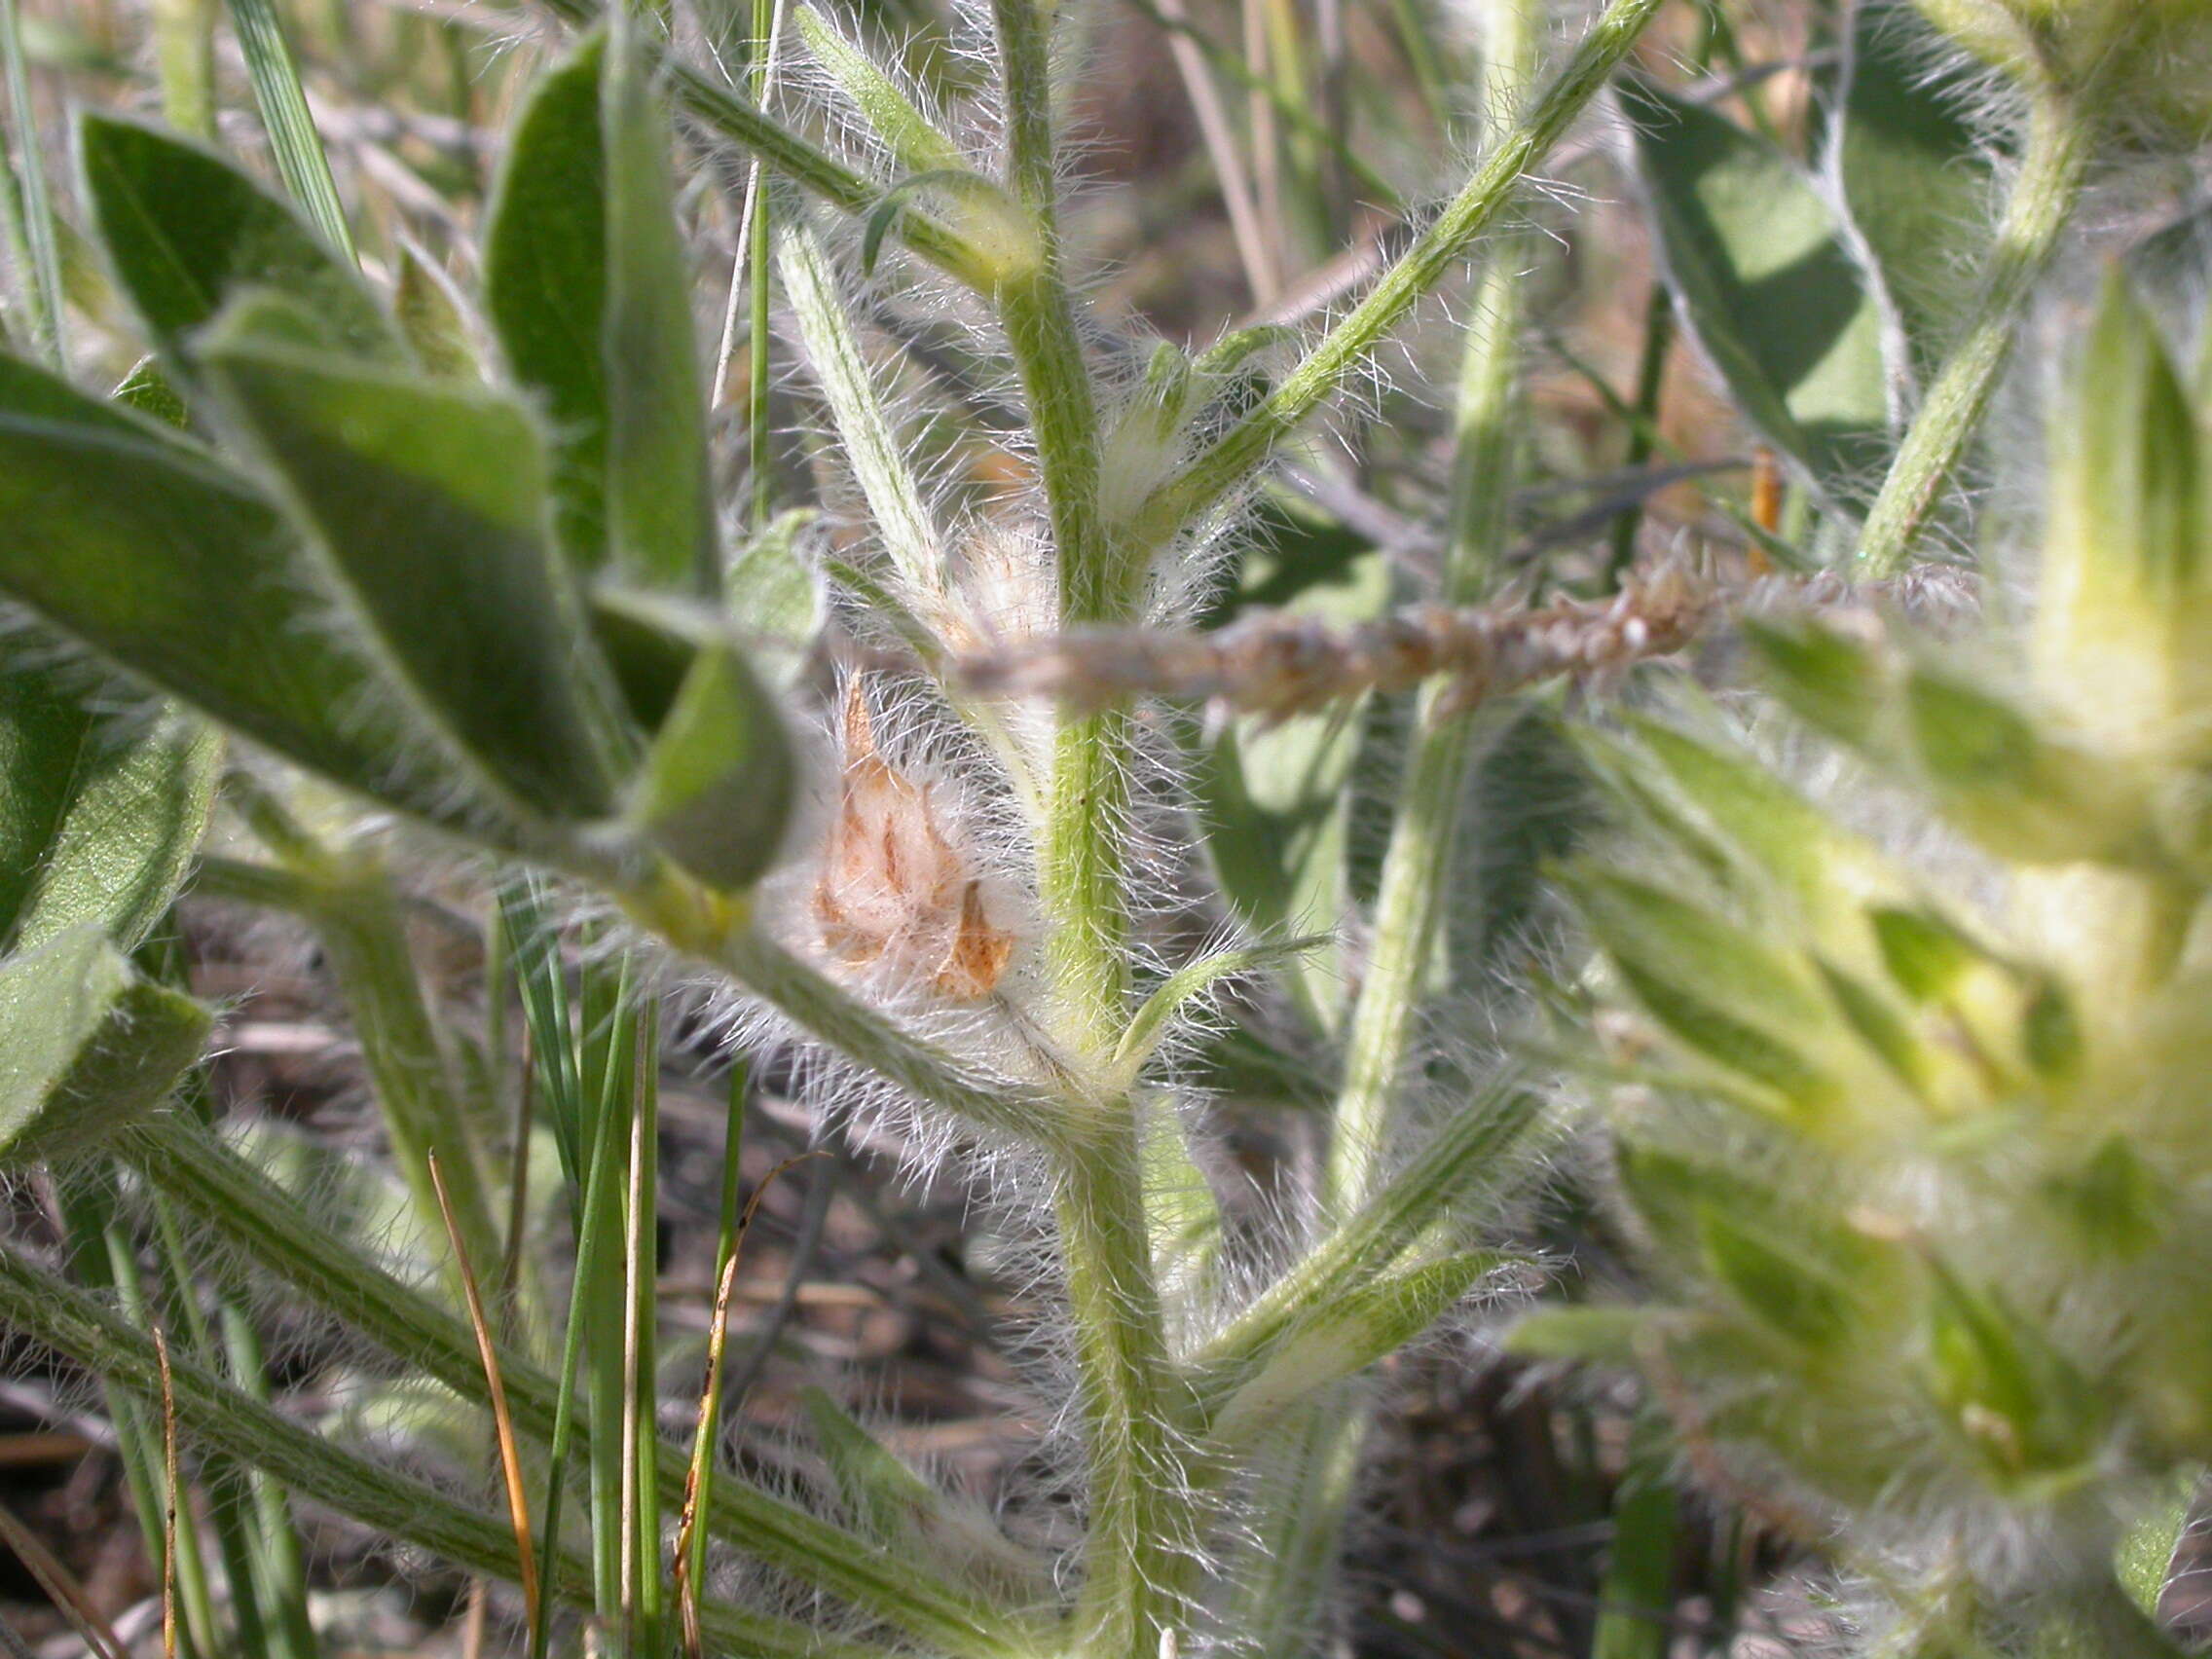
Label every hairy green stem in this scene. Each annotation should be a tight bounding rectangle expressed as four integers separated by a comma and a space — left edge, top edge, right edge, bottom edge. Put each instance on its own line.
1234, 0, 1549, 1633
1133, 0, 1666, 550
122, 1117, 1041, 1659
1057, 1126, 1191, 1659
709, 921, 1061, 1144
310, 862, 509, 1297
537, 0, 1005, 290
983, 8, 1190, 1654
1857, 91, 2093, 576
0, 1242, 881, 1659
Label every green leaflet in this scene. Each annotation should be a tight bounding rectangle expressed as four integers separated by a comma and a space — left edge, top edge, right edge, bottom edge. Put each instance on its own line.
79, 113, 401, 374
1196, 504, 1393, 1037
484, 36, 612, 570
197, 295, 631, 825
627, 634, 794, 892
0, 925, 212, 1167
1696, 1201, 1859, 1349
798, 1387, 1051, 1603
10, 705, 218, 955
1211, 1250, 1503, 1441
1622, 77, 1892, 509
483, 29, 716, 593
393, 247, 478, 380
1831, 0, 1996, 391
1506, 1305, 1658, 1365
726, 508, 828, 689
0, 355, 467, 828
0, 645, 217, 954
602, 23, 716, 594
1567, 867, 1840, 1108
0, 651, 106, 942
793, 7, 963, 175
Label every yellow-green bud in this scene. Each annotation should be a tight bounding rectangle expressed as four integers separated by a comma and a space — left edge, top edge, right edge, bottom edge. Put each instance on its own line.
2034, 272, 2212, 766
1913, 0, 2212, 137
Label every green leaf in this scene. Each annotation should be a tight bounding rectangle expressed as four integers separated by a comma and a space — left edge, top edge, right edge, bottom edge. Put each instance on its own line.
9, 694, 219, 955
800, 1384, 946, 1544
0, 354, 465, 827
1903, 666, 2152, 864
627, 631, 794, 892
602, 24, 716, 593
797, 1387, 1051, 1603
1506, 1305, 1658, 1365
1112, 936, 1328, 1083
726, 507, 827, 687
79, 113, 400, 374
112, 356, 190, 426
1870, 903, 1979, 1002
0, 652, 103, 940
1196, 517, 1392, 1036
1924, 1261, 2100, 1481
394, 247, 477, 379
1591, 1426, 1680, 1659
1696, 1201, 1856, 1348
1743, 617, 1890, 748
1622, 715, 1862, 914
793, 7, 963, 175
0, 925, 212, 1167
1622, 78, 1892, 508
1214, 1250, 1507, 1440
483, 36, 610, 571
1813, 957, 1932, 1094
1830, 0, 1996, 389
1568, 868, 1838, 1107
198, 297, 629, 824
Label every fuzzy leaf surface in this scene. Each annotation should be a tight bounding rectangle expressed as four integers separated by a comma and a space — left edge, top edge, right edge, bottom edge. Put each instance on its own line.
484, 37, 611, 571
628, 635, 793, 891
1624, 78, 1891, 506
0, 925, 211, 1166
80, 114, 400, 372
1831, 0, 1994, 389
602, 27, 715, 593
199, 302, 627, 823
0, 355, 463, 826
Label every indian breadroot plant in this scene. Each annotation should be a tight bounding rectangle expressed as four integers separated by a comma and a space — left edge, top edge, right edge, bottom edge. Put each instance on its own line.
1521, 269, 2212, 1657
0, 1, 1654, 1655
2, 0, 2212, 1655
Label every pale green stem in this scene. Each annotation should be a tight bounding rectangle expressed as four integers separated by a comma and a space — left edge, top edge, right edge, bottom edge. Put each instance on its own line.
310, 862, 509, 1298
0, 1243, 884, 1659
985, 7, 1195, 1654
1330, 0, 1538, 1220
1057, 1127, 1192, 1659
706, 921, 1061, 1144
538, 0, 1005, 289
1133, 0, 1667, 551
224, 0, 355, 260
1858, 90, 2094, 576
1232, 0, 1546, 1634
152, 0, 218, 137
120, 1117, 1041, 1659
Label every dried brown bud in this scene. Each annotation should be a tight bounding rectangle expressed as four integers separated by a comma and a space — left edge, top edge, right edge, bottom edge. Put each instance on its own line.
812, 684, 1016, 1001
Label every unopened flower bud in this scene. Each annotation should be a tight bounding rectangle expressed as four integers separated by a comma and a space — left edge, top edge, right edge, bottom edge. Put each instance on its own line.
1913, 0, 2212, 137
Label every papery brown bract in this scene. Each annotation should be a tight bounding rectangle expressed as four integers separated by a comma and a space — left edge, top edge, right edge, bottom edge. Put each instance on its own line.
812, 682, 1016, 1002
